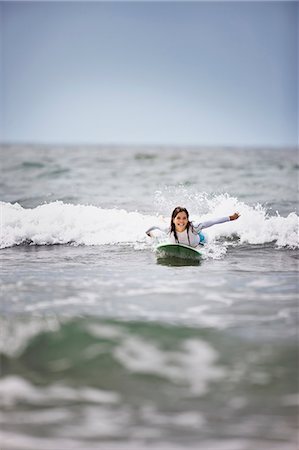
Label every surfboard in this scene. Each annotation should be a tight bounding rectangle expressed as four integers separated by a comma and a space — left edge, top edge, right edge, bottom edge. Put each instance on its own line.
155, 243, 203, 261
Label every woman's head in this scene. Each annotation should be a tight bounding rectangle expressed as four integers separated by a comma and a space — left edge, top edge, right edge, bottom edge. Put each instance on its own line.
170, 207, 191, 239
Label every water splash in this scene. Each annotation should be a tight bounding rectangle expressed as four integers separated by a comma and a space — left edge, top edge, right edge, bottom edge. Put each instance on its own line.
1, 194, 298, 250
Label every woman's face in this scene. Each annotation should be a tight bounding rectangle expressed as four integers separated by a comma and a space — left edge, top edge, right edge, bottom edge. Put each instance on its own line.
173, 211, 188, 232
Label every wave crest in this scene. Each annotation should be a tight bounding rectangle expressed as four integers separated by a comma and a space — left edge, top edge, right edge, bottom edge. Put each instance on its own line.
1, 197, 298, 249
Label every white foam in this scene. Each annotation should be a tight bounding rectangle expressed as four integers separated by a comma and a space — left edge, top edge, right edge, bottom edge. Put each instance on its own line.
192, 194, 299, 248
114, 336, 225, 395
86, 323, 125, 339
0, 316, 60, 357
0, 376, 120, 407
141, 405, 205, 429
1, 196, 298, 250
0, 432, 294, 450
0, 201, 161, 248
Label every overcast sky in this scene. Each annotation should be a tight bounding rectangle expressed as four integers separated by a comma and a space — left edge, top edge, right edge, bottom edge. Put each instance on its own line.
1, 1, 298, 147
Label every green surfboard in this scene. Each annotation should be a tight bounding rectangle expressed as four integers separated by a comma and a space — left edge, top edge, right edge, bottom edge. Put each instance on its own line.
155, 243, 203, 261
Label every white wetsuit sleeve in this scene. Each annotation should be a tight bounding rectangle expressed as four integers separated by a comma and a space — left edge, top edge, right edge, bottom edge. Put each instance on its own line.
145, 226, 168, 236
193, 216, 230, 232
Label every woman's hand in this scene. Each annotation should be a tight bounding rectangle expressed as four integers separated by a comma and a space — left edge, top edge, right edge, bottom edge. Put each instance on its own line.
229, 212, 240, 221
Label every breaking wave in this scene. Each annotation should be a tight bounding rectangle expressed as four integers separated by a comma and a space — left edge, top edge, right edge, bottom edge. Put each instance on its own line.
1, 194, 298, 249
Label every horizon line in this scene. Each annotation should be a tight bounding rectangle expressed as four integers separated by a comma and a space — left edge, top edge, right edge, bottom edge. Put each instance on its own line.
0, 140, 297, 151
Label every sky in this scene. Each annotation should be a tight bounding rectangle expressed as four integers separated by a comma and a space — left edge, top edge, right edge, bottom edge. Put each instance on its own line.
0, 1, 298, 147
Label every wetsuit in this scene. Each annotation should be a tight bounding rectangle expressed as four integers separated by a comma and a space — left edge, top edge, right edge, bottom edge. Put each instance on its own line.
146, 216, 230, 248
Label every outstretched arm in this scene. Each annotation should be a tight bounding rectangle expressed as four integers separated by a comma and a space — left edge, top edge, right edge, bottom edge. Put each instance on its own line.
146, 226, 165, 237
195, 212, 240, 231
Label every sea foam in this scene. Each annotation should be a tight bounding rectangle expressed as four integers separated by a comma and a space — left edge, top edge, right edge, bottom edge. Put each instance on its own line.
0, 197, 298, 249
0, 201, 159, 249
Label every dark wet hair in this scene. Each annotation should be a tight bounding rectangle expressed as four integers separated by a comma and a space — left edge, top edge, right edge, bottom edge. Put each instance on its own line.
169, 206, 194, 244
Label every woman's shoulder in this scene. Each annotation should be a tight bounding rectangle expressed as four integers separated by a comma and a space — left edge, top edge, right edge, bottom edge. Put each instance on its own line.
190, 221, 200, 232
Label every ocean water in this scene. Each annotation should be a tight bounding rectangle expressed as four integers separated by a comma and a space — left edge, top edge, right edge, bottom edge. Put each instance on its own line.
0, 144, 298, 450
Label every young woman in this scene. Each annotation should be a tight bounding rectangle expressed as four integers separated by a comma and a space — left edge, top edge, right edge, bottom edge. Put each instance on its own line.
146, 206, 240, 248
